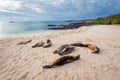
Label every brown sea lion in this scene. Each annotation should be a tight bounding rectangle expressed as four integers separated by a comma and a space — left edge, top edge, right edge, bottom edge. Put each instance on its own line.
43, 55, 80, 69
87, 44, 100, 53
32, 39, 52, 48
17, 39, 32, 45
32, 41, 45, 48
70, 43, 88, 47
43, 39, 52, 48
53, 44, 75, 55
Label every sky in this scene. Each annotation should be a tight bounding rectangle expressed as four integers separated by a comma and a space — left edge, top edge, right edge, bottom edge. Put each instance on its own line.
0, 0, 120, 21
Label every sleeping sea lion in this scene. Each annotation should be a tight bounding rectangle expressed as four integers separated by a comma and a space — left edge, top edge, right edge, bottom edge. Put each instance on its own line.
87, 44, 100, 53
17, 39, 32, 45
43, 55, 80, 69
53, 44, 75, 55
43, 39, 52, 48
70, 43, 88, 47
32, 39, 52, 48
32, 41, 45, 48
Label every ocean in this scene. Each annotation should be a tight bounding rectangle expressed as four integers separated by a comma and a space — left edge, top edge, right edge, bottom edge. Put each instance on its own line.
0, 21, 70, 38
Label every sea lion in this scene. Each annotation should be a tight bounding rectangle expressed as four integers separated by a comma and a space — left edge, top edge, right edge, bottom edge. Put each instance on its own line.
32, 41, 45, 48
70, 43, 88, 47
87, 44, 100, 53
43, 55, 80, 69
32, 39, 52, 48
43, 39, 52, 48
17, 39, 32, 45
53, 44, 75, 55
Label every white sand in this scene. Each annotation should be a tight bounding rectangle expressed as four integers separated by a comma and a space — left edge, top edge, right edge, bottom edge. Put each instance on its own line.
0, 25, 120, 80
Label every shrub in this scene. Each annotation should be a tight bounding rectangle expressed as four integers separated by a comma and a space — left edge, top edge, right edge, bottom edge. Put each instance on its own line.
90, 13, 120, 25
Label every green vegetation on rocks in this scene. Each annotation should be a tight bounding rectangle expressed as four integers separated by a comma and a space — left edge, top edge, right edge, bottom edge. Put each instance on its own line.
90, 13, 120, 25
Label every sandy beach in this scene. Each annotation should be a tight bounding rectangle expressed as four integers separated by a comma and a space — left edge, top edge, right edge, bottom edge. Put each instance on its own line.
0, 25, 120, 80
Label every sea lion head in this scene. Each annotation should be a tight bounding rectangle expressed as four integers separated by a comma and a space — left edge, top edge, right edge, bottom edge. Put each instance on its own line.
87, 43, 96, 50
47, 39, 51, 43
87, 43, 92, 47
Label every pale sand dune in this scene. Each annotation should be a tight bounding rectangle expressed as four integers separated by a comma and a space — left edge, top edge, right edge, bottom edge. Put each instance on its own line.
0, 25, 120, 80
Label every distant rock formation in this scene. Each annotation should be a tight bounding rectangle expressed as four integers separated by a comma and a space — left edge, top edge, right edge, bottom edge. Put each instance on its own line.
48, 21, 92, 30
8, 21, 15, 23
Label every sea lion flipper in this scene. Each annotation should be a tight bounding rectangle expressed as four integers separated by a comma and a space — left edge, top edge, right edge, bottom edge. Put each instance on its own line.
53, 44, 74, 55
43, 65, 52, 69
59, 47, 74, 55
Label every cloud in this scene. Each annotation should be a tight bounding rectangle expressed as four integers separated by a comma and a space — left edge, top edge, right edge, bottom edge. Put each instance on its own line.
24, 4, 44, 13
0, 0, 45, 16
0, 0, 120, 21
0, 0, 21, 12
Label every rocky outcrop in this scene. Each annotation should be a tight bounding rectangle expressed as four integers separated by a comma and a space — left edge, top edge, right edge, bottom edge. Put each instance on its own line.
48, 21, 92, 30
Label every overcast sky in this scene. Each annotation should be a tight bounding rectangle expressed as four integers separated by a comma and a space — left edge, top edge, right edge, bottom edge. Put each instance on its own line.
0, 0, 120, 21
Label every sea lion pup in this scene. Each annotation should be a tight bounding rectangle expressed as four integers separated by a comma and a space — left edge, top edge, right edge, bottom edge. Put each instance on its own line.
70, 43, 88, 47
43, 39, 52, 48
17, 39, 32, 45
32, 41, 45, 48
43, 55, 80, 69
53, 44, 75, 55
87, 44, 100, 53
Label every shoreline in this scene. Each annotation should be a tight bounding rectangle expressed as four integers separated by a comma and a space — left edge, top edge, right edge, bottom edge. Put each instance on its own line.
1, 24, 119, 40
0, 25, 90, 40
0, 30, 55, 39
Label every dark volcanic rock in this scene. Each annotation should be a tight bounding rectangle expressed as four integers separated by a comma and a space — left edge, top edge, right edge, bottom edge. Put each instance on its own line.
48, 21, 92, 30
48, 25, 56, 26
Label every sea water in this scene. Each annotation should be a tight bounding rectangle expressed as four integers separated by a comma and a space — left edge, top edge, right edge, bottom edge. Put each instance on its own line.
0, 21, 70, 38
